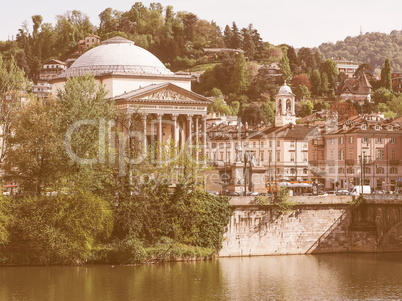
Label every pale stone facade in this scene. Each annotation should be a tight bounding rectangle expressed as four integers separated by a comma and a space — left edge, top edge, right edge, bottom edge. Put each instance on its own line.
50, 36, 211, 154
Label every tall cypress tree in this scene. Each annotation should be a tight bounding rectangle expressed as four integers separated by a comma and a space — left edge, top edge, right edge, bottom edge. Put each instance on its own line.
381, 58, 392, 91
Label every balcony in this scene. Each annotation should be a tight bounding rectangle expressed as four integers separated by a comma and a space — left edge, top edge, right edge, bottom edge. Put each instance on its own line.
390, 160, 399, 165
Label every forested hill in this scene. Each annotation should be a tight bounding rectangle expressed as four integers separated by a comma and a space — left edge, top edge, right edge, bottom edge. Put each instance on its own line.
316, 30, 402, 72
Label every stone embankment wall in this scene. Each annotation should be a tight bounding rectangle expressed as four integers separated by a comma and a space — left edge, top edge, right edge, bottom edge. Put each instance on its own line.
219, 195, 402, 257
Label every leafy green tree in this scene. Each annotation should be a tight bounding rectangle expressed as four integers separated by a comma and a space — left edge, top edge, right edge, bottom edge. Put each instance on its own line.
6, 191, 113, 264
381, 58, 392, 91
388, 95, 402, 116
372, 87, 395, 104
310, 69, 321, 96
280, 50, 292, 82
321, 58, 338, 93
299, 100, 314, 117
261, 101, 275, 124
208, 97, 232, 115
228, 52, 249, 94
294, 84, 311, 101
3, 97, 62, 195
287, 46, 299, 74
230, 101, 240, 115
0, 55, 30, 167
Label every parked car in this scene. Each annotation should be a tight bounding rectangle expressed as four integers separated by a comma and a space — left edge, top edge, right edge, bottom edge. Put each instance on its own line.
246, 191, 259, 196
336, 189, 349, 195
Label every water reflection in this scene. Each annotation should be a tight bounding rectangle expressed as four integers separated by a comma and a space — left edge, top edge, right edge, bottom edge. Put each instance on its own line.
1, 253, 402, 300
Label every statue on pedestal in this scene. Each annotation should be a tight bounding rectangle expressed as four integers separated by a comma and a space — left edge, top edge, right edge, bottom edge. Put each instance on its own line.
235, 142, 243, 163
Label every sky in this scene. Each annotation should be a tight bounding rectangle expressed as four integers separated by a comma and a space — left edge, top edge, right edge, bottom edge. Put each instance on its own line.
1, 0, 401, 48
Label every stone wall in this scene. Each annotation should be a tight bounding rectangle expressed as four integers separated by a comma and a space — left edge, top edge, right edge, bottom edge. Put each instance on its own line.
219, 196, 402, 257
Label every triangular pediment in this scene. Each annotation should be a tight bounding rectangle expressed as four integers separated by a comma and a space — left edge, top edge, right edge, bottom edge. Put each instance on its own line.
114, 82, 213, 105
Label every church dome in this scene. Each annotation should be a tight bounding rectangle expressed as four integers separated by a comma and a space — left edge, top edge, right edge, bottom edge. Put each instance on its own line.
277, 81, 293, 95
60, 36, 173, 78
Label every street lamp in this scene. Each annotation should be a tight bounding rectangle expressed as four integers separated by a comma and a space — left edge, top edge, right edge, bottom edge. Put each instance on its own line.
359, 154, 371, 196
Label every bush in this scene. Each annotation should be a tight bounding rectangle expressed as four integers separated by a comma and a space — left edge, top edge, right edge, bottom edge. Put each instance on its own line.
1, 191, 113, 265
275, 187, 295, 213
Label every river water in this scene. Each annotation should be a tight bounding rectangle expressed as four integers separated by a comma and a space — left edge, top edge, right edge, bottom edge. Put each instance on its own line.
1, 253, 402, 300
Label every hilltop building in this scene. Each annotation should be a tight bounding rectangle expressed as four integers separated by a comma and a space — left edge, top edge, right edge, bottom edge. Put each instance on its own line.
336, 70, 372, 102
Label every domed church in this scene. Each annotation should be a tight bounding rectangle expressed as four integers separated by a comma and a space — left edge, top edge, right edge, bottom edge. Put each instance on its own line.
51, 36, 212, 154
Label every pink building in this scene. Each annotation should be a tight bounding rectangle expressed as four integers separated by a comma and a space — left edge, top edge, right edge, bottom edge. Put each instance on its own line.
323, 114, 402, 192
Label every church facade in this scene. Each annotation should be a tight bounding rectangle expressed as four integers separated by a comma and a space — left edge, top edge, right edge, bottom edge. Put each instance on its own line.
51, 36, 212, 158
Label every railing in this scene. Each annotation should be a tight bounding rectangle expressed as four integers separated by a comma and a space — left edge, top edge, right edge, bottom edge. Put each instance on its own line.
364, 194, 402, 201
390, 160, 399, 165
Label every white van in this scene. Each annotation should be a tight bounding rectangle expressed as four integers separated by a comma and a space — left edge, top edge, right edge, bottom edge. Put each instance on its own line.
349, 185, 371, 196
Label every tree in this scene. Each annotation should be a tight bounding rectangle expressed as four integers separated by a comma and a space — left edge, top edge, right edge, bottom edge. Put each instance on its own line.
228, 52, 249, 94
3, 96, 62, 195
287, 46, 299, 74
310, 69, 321, 97
261, 101, 275, 125
299, 100, 314, 117
321, 59, 338, 94
280, 50, 292, 82
208, 97, 232, 116
0, 55, 30, 168
372, 87, 395, 104
381, 58, 392, 91
294, 85, 311, 101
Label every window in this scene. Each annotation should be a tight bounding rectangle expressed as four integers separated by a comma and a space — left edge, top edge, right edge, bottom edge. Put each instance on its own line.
212, 143, 217, 149
362, 136, 368, 144
290, 152, 295, 162
253, 142, 257, 148
290, 168, 296, 174
276, 150, 280, 162
338, 167, 344, 174
330, 150, 334, 160
349, 148, 353, 159
364, 167, 371, 174
268, 151, 272, 162
260, 141, 265, 148
339, 137, 344, 144
347, 167, 354, 174
375, 125, 381, 131
376, 137, 383, 144
391, 137, 396, 144
220, 152, 224, 160
303, 168, 308, 175
338, 149, 344, 160
329, 167, 335, 174
390, 167, 398, 174
227, 152, 231, 161
290, 140, 295, 148
376, 166, 384, 174
329, 138, 335, 145
376, 149, 384, 160
260, 152, 264, 161
349, 136, 354, 144
277, 140, 280, 148
219, 143, 224, 149
226, 142, 231, 148
269, 140, 272, 148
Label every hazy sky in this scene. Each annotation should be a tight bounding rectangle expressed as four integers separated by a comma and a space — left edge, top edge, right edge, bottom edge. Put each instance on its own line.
1, 0, 401, 48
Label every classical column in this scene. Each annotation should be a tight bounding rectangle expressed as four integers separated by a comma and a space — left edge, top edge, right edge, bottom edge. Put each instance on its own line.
195, 116, 199, 145
186, 114, 193, 147
141, 114, 147, 155
157, 113, 163, 160
171, 114, 178, 147
201, 115, 207, 159
194, 116, 199, 162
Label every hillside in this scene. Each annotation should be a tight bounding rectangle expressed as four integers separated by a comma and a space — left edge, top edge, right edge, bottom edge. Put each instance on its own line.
316, 30, 402, 72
